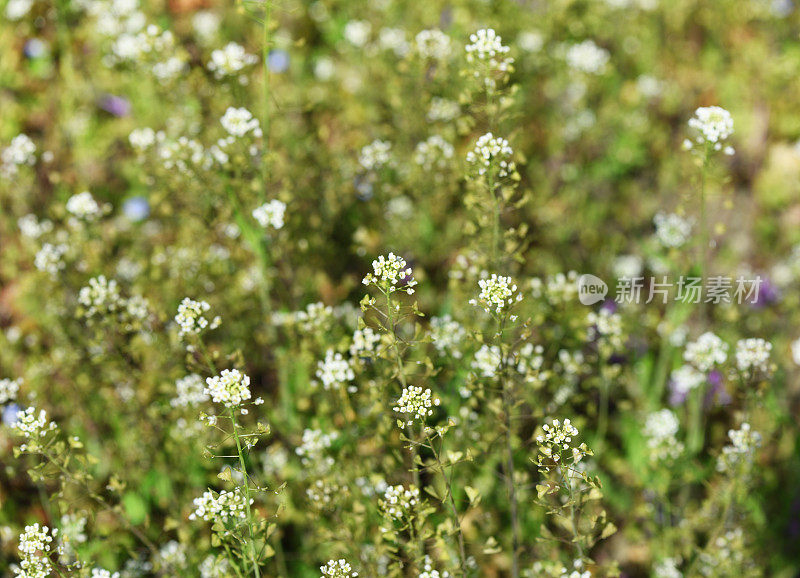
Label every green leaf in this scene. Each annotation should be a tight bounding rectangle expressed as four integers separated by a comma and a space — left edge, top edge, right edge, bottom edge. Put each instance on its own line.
122, 492, 148, 525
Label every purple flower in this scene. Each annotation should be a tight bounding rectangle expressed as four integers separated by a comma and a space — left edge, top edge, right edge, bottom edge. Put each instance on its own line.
123, 196, 150, 222
751, 277, 779, 309
99, 94, 131, 118
268, 49, 290, 73
24, 38, 49, 59
2, 403, 20, 426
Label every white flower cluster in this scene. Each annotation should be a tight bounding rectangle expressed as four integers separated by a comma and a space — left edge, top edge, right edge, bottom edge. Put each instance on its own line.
252, 199, 286, 230
685, 106, 735, 155
0, 377, 21, 404
394, 386, 440, 426
419, 556, 451, 578
472, 344, 503, 378
362, 253, 417, 294
1, 134, 36, 177
107, 21, 170, 60
156, 540, 187, 571
171, 374, 209, 408
430, 315, 467, 359
350, 327, 382, 358
13, 524, 58, 578
220, 107, 262, 138
273, 302, 334, 331
643, 409, 684, 461
13, 407, 58, 444
378, 27, 409, 57
18, 214, 53, 239
415, 29, 452, 60
466, 132, 515, 178
653, 558, 683, 578
717, 423, 762, 473
204, 369, 252, 407
90, 569, 121, 578
427, 97, 460, 123
358, 139, 392, 171
587, 309, 624, 347
536, 418, 591, 468
414, 135, 455, 171
66, 191, 103, 220
465, 28, 513, 88
174, 297, 220, 336
78, 275, 123, 317
565, 40, 610, 74
343, 20, 371, 47
199, 554, 230, 578
189, 488, 252, 525
734, 338, 772, 374
470, 274, 520, 314
654, 212, 692, 248
320, 559, 358, 578
670, 365, 705, 397
56, 513, 87, 561
315, 349, 355, 390
683, 332, 728, 372
5, 0, 33, 21
34, 243, 68, 276
561, 560, 591, 578
208, 42, 258, 82
296, 428, 338, 468
530, 271, 581, 304
129, 127, 163, 152
380, 484, 420, 520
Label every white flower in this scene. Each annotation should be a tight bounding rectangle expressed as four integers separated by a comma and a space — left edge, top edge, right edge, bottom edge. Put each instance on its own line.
90, 569, 121, 578
171, 374, 209, 408
536, 418, 591, 468
653, 558, 683, 578
465, 28, 513, 88
466, 132, 515, 178
717, 423, 762, 473
190, 487, 252, 526
362, 253, 417, 294
735, 338, 772, 374
343, 20, 371, 47
18, 214, 53, 239
315, 349, 354, 390
683, 332, 728, 372
252, 200, 286, 229
670, 365, 705, 395
427, 97, 460, 123
14, 524, 58, 578
220, 107, 262, 138
415, 29, 452, 60
129, 127, 161, 151
5, 0, 34, 20
472, 344, 502, 378
430, 315, 466, 359
208, 42, 258, 81
199, 554, 230, 578
643, 409, 683, 460
470, 274, 520, 314
320, 559, 359, 577
0, 377, 22, 404
349, 327, 382, 358
78, 276, 124, 318
296, 429, 338, 468
204, 369, 252, 407
792, 337, 800, 365
192, 11, 220, 44
66, 191, 102, 220
654, 212, 692, 248
34, 243, 68, 275
174, 297, 220, 336
687, 106, 735, 153
2, 134, 36, 175
358, 139, 392, 171
566, 40, 609, 74
414, 135, 454, 171
13, 407, 58, 439
393, 386, 440, 426
380, 484, 420, 519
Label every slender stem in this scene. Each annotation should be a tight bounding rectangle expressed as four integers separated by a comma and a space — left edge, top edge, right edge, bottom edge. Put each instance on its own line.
261, 0, 271, 201
561, 465, 584, 559
427, 433, 467, 575
595, 375, 610, 452
230, 408, 261, 578
502, 377, 520, 578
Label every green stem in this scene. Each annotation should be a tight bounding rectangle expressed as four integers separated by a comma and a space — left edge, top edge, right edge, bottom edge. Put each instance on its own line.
427, 433, 467, 575
230, 408, 261, 578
